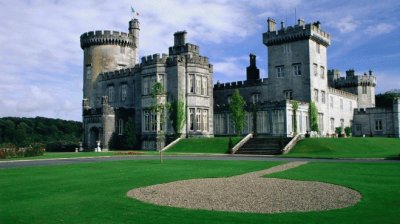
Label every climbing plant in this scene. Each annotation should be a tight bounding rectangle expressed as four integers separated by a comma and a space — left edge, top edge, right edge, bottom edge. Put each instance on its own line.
229, 89, 245, 136
309, 101, 319, 132
169, 97, 186, 138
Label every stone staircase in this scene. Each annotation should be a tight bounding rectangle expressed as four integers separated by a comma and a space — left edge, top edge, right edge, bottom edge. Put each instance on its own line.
235, 137, 292, 155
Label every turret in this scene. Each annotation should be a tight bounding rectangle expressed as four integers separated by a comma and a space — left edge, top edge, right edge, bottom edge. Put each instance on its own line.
80, 19, 139, 108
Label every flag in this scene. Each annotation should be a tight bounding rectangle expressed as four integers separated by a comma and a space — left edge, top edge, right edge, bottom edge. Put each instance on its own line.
131, 6, 139, 16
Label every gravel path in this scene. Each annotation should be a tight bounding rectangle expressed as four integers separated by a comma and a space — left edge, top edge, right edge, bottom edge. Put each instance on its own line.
127, 162, 361, 213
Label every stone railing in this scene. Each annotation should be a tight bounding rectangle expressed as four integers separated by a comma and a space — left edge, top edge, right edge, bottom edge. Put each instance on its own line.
161, 137, 182, 152
282, 133, 303, 154
231, 133, 253, 154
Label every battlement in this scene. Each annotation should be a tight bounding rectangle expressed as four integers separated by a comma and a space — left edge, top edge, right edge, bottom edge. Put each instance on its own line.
329, 69, 377, 88
141, 53, 169, 65
263, 18, 330, 47
169, 43, 200, 56
80, 30, 135, 49
99, 65, 139, 81
328, 87, 358, 100
214, 78, 268, 90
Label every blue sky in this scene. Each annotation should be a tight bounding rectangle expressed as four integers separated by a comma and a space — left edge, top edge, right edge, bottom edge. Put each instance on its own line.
0, 0, 399, 121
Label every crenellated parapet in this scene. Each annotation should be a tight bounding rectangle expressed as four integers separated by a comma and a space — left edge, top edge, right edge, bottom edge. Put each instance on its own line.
141, 53, 169, 65
214, 78, 268, 90
263, 18, 330, 47
169, 43, 200, 56
99, 65, 139, 81
329, 69, 377, 88
80, 30, 135, 49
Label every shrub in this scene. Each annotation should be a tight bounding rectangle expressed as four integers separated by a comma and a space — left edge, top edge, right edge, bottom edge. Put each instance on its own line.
24, 143, 45, 157
0, 143, 44, 159
335, 127, 343, 136
45, 141, 79, 152
344, 127, 352, 137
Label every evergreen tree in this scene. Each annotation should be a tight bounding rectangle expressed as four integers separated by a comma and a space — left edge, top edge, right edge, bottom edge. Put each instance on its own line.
229, 89, 245, 136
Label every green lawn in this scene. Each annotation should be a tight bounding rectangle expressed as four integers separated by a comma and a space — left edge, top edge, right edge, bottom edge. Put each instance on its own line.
1, 151, 159, 161
1, 160, 399, 223
167, 137, 242, 153
284, 137, 400, 159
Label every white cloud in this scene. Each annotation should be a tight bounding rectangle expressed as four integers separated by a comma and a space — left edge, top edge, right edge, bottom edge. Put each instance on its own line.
213, 56, 249, 82
333, 16, 359, 33
365, 23, 396, 36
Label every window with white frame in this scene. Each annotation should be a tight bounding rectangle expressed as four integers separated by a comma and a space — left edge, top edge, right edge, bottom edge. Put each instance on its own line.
318, 113, 324, 131
202, 109, 208, 131
201, 76, 207, 95
314, 89, 319, 102
320, 66, 325, 79
293, 63, 302, 76
350, 101, 353, 112
196, 76, 202, 94
118, 119, 124, 135
143, 76, 156, 95
252, 93, 260, 103
284, 90, 293, 100
121, 84, 128, 102
330, 118, 335, 132
375, 119, 383, 131
196, 109, 202, 131
340, 119, 344, 129
276, 66, 284, 78
108, 85, 114, 103
189, 74, 195, 93
143, 110, 158, 132
313, 63, 318, 76
321, 91, 326, 104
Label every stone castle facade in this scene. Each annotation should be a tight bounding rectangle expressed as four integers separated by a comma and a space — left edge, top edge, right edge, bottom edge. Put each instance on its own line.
80, 17, 400, 150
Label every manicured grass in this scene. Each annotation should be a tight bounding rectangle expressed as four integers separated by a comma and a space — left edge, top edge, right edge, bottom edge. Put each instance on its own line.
1, 151, 158, 161
266, 162, 400, 224
1, 160, 399, 223
167, 137, 242, 153
283, 137, 400, 159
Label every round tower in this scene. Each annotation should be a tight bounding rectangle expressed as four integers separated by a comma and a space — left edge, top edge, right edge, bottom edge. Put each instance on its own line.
80, 19, 139, 108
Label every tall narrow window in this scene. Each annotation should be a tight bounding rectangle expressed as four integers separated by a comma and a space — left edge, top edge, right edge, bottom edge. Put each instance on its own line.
293, 63, 302, 76
196, 109, 202, 131
313, 63, 318, 76
121, 84, 128, 102
350, 101, 353, 112
118, 119, 124, 135
143, 77, 149, 95
330, 96, 334, 108
362, 85, 367, 94
284, 90, 292, 100
202, 109, 208, 131
108, 85, 114, 103
196, 76, 202, 94
189, 74, 195, 93
276, 66, 284, 77
320, 66, 325, 79
86, 65, 92, 80
189, 108, 195, 131
321, 91, 326, 104
316, 43, 320, 54
340, 99, 343, 110
151, 112, 157, 131
375, 119, 383, 131
252, 93, 260, 103
318, 113, 324, 131
314, 89, 319, 102
330, 118, 335, 132
120, 46, 125, 54
202, 77, 207, 95
158, 74, 164, 87
144, 110, 150, 131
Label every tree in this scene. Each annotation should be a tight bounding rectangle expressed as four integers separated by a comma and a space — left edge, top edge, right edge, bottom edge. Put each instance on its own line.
309, 101, 319, 132
169, 97, 186, 138
291, 100, 299, 134
229, 89, 245, 135
121, 118, 136, 149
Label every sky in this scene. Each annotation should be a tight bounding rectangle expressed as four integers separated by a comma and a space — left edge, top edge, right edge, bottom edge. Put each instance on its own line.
0, 0, 399, 121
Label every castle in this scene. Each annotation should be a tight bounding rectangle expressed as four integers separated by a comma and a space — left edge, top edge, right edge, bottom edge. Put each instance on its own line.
80, 17, 400, 150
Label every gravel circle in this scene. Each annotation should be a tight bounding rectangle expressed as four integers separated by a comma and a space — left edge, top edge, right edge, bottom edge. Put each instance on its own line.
127, 162, 361, 213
